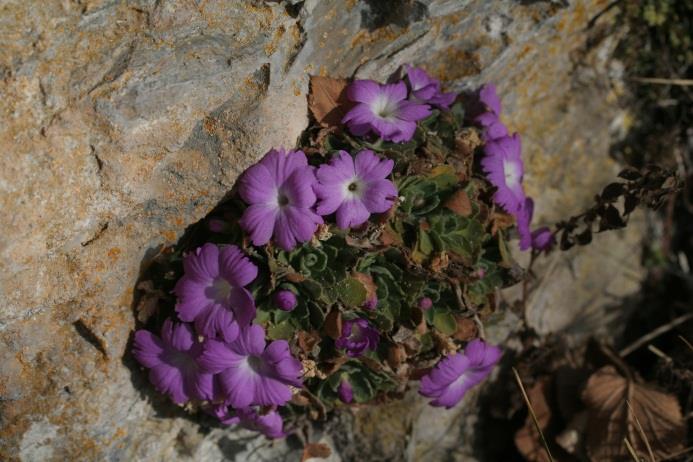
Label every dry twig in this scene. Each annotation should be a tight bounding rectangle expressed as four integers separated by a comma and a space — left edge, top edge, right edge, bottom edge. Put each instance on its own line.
512, 367, 554, 462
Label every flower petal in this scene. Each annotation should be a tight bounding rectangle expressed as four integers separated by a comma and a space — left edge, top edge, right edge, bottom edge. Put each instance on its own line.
182, 243, 219, 281
346, 79, 382, 104
132, 330, 165, 368
231, 324, 266, 356
239, 204, 277, 247
198, 339, 243, 373
362, 179, 397, 213
239, 163, 277, 204
150, 364, 187, 404
219, 367, 256, 408
354, 149, 393, 183
396, 100, 431, 121
229, 287, 256, 327
283, 167, 318, 208
161, 319, 195, 352
174, 277, 213, 322
335, 198, 370, 229
219, 245, 258, 287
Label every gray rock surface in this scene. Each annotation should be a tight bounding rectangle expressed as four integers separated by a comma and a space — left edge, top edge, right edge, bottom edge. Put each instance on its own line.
0, 0, 642, 460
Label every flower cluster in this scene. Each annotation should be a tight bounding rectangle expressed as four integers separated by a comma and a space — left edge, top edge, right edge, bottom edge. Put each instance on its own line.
475, 84, 554, 252
131, 66, 549, 440
341, 66, 457, 143
134, 243, 302, 438
239, 148, 398, 251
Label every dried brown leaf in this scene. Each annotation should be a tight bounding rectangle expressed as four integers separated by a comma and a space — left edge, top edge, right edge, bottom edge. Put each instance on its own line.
297, 330, 321, 356
452, 316, 478, 341
445, 190, 473, 217
323, 308, 342, 340
386, 344, 407, 369
308, 76, 352, 128
136, 280, 164, 323
353, 272, 377, 302
581, 366, 686, 461
302, 442, 332, 461
490, 211, 515, 236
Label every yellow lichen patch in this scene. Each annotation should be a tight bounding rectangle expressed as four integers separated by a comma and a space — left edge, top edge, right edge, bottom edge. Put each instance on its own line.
265, 25, 286, 57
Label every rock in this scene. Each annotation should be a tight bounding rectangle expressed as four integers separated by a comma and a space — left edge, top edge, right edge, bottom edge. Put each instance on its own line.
0, 0, 642, 460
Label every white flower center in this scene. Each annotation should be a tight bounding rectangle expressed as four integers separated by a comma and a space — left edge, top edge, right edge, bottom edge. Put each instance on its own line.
502, 159, 521, 187
370, 94, 398, 121
343, 177, 365, 200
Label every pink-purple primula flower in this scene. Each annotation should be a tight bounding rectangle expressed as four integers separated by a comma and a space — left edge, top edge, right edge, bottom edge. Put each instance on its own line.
474, 84, 508, 141
405, 65, 456, 109
274, 290, 297, 311
174, 243, 257, 342
481, 133, 525, 214
199, 324, 303, 408
420, 338, 502, 408
517, 197, 534, 251
342, 80, 431, 143
315, 150, 398, 229
517, 197, 555, 252
531, 227, 555, 252
239, 148, 323, 251
132, 319, 213, 404
338, 377, 354, 403
335, 318, 380, 357
214, 406, 285, 439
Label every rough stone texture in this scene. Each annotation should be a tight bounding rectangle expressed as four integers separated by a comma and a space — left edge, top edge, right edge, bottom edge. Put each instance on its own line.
0, 0, 642, 460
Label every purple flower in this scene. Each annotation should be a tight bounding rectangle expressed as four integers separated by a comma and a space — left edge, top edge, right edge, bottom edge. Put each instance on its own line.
420, 339, 502, 408
531, 227, 555, 252
517, 197, 534, 251
198, 324, 303, 408
132, 319, 213, 404
214, 406, 285, 439
418, 297, 433, 310
516, 198, 556, 252
481, 133, 525, 214
342, 80, 431, 143
274, 290, 297, 311
478, 84, 502, 116
363, 295, 378, 311
335, 318, 379, 357
338, 378, 354, 403
473, 84, 508, 141
405, 65, 456, 109
476, 112, 508, 140
239, 148, 323, 251
314, 150, 397, 229
174, 243, 257, 342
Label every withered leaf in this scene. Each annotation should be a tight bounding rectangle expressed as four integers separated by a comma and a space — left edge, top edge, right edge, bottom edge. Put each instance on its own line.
445, 190, 473, 217
353, 272, 377, 302
308, 76, 352, 128
490, 211, 515, 236
452, 316, 478, 341
386, 344, 407, 369
297, 330, 321, 356
301, 442, 332, 461
323, 308, 342, 340
136, 280, 164, 323
581, 366, 686, 461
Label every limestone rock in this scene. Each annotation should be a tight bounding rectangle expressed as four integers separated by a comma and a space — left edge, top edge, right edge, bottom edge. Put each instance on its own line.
0, 0, 641, 460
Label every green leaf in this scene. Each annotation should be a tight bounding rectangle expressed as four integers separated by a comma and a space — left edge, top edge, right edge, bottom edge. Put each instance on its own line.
349, 372, 375, 403
432, 309, 457, 335
334, 277, 368, 307
268, 320, 295, 340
